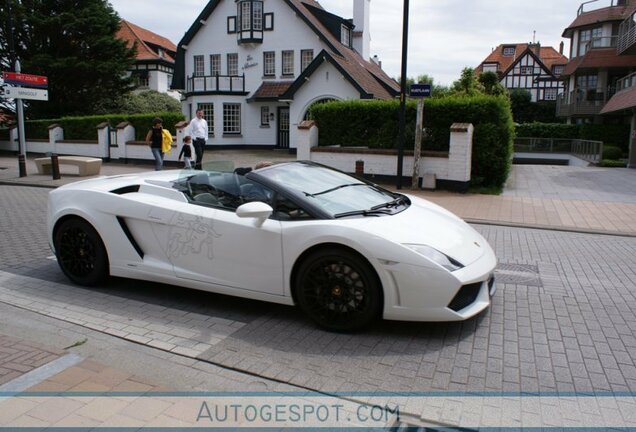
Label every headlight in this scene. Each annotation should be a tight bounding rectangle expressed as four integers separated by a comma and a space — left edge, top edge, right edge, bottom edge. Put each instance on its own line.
404, 244, 464, 272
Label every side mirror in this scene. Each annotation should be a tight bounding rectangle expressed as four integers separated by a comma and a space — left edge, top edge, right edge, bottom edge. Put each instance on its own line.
236, 201, 273, 226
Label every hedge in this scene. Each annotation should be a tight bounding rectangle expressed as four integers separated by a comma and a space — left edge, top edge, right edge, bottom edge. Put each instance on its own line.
311, 96, 515, 188
20, 112, 185, 141
515, 122, 630, 152
602, 145, 623, 160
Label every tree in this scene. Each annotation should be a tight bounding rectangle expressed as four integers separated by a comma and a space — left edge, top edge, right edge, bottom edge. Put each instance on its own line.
478, 71, 505, 96
109, 90, 182, 114
0, 0, 136, 118
451, 67, 481, 96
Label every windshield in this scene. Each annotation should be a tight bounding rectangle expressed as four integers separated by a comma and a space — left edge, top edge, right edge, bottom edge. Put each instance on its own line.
258, 163, 406, 217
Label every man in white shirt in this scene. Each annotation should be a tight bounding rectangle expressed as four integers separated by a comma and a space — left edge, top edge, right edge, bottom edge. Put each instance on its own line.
189, 109, 208, 169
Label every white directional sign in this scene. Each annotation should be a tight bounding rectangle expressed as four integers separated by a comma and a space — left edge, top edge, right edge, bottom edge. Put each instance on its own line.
2, 84, 49, 101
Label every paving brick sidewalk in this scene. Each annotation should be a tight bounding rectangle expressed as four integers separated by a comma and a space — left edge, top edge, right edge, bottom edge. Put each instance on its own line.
0, 334, 63, 386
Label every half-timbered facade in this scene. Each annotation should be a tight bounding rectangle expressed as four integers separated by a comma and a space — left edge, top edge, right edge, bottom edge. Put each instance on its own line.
171, 0, 399, 150
477, 43, 567, 102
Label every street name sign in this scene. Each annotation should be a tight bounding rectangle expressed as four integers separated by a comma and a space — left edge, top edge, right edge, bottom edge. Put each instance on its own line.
2, 72, 49, 88
410, 84, 432, 98
3, 85, 49, 101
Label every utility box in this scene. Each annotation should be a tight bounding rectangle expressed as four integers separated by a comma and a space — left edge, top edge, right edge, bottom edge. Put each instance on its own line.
422, 173, 436, 190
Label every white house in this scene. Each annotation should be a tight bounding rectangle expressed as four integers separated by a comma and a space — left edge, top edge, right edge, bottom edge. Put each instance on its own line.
171, 0, 399, 150
117, 20, 180, 99
476, 43, 568, 102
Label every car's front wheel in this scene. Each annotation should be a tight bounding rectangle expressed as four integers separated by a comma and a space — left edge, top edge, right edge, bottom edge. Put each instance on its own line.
294, 248, 382, 332
54, 218, 109, 286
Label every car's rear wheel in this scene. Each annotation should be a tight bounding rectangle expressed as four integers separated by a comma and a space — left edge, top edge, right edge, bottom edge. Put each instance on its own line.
294, 248, 382, 331
54, 218, 109, 286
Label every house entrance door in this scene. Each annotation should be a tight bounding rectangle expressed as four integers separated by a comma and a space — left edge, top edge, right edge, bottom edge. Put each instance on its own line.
277, 107, 290, 149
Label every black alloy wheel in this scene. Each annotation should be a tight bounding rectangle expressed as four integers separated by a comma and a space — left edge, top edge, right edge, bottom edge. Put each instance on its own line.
54, 218, 109, 286
295, 248, 382, 331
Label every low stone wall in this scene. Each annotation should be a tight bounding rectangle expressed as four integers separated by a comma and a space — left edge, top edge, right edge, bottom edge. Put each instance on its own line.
296, 121, 474, 191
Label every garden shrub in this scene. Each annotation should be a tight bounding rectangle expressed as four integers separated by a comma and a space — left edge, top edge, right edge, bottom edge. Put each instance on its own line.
599, 159, 627, 167
602, 145, 623, 160
311, 96, 514, 188
23, 112, 185, 141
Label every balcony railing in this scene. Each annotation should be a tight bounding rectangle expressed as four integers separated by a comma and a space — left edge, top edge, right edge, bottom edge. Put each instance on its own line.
618, 11, 636, 54
616, 71, 636, 91
556, 87, 616, 117
578, 0, 625, 16
186, 74, 246, 94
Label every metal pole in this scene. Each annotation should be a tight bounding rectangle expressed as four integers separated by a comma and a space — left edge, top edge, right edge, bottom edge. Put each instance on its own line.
15, 60, 27, 177
396, 0, 410, 190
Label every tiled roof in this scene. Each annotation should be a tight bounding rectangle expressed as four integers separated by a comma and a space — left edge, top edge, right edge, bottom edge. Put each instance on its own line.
287, 0, 400, 99
117, 20, 176, 63
563, 4, 636, 38
562, 48, 636, 76
250, 82, 294, 100
476, 44, 568, 75
601, 86, 636, 114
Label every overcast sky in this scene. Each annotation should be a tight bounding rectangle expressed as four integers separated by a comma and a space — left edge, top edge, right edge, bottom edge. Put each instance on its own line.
108, 0, 614, 86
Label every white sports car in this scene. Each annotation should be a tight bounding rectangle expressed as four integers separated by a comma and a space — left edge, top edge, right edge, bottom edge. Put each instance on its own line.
48, 161, 496, 331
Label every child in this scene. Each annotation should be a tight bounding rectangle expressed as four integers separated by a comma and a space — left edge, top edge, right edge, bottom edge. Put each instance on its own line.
179, 135, 194, 169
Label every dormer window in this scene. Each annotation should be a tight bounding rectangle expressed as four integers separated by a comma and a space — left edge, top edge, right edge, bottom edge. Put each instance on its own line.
341, 24, 351, 47
237, 0, 263, 43
502, 46, 516, 56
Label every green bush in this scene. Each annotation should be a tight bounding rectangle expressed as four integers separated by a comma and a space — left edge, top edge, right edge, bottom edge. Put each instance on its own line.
580, 124, 630, 153
311, 96, 515, 188
22, 112, 185, 141
515, 123, 580, 139
515, 123, 630, 153
599, 159, 627, 167
602, 145, 623, 160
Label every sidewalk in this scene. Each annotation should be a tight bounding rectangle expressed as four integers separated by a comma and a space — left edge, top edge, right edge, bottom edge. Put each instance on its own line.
1, 152, 635, 236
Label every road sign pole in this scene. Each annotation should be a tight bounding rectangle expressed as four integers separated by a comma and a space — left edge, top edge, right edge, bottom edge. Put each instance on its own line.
15, 61, 27, 177
396, 0, 410, 190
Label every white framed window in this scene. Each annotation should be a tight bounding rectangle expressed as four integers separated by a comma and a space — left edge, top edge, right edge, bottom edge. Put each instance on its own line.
482, 63, 498, 73
282, 50, 294, 76
210, 54, 221, 76
261, 106, 270, 126
253, 2, 263, 30
301, 49, 313, 72
341, 24, 350, 47
227, 53, 238, 76
520, 66, 533, 75
263, 51, 275, 76
503, 46, 516, 56
264, 12, 274, 30
197, 103, 214, 135
227, 16, 237, 33
552, 65, 564, 75
544, 88, 557, 101
224, 103, 241, 135
241, 1, 251, 30
193, 55, 204, 76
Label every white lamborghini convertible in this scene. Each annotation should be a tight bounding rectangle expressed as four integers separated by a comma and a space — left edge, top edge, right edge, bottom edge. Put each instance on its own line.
48, 161, 496, 331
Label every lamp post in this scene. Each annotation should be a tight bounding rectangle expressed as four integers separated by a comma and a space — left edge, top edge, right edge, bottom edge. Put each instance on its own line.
5, 0, 26, 177
396, 0, 410, 189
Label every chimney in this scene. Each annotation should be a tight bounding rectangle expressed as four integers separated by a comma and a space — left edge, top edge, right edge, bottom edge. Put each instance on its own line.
372, 54, 382, 68
560, 41, 564, 55
352, 0, 371, 60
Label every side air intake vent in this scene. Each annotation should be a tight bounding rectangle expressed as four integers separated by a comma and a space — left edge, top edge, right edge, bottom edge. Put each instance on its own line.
116, 217, 144, 258
111, 185, 140, 195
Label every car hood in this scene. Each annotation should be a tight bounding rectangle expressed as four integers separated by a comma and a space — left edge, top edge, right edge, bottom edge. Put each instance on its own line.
358, 194, 488, 266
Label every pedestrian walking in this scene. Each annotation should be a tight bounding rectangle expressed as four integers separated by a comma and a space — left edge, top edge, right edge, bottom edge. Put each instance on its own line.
189, 109, 208, 170
179, 135, 194, 169
145, 117, 164, 171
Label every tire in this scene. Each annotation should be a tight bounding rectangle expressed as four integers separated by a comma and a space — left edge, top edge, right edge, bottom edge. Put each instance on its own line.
294, 248, 382, 332
54, 218, 109, 286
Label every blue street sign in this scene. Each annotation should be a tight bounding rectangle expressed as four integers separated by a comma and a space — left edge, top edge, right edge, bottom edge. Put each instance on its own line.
410, 84, 431, 98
